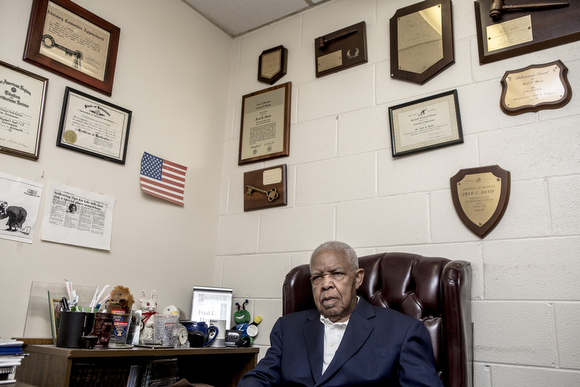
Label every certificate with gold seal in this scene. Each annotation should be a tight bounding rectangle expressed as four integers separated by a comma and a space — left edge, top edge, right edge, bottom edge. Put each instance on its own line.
56, 87, 132, 164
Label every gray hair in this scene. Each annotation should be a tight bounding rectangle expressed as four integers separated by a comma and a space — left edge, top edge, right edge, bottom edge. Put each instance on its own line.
310, 241, 358, 272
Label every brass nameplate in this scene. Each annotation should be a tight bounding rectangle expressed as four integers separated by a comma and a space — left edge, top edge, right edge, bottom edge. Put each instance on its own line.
260, 50, 281, 79
500, 60, 571, 115
450, 165, 510, 238
318, 50, 343, 72
486, 15, 532, 52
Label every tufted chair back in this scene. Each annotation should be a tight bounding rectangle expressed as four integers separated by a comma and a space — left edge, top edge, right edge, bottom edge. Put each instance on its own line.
283, 252, 473, 387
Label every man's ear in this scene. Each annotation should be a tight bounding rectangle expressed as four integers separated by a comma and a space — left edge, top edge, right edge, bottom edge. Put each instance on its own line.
354, 268, 364, 289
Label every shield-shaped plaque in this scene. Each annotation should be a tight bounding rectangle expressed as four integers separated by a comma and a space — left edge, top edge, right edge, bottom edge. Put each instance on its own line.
450, 165, 510, 238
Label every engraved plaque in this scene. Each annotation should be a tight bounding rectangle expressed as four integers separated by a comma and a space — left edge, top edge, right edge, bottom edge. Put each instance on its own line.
486, 15, 533, 52
500, 60, 572, 115
450, 165, 510, 238
258, 45, 288, 85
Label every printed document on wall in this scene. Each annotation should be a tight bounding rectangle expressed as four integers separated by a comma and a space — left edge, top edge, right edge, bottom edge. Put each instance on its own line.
0, 171, 43, 244
41, 181, 115, 250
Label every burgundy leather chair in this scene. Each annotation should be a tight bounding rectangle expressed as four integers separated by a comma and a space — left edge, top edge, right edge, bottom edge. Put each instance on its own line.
283, 252, 473, 387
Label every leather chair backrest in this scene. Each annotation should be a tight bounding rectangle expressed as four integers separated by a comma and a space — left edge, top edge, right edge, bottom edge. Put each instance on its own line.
283, 252, 473, 387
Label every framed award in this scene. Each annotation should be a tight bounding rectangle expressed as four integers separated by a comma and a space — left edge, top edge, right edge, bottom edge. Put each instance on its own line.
238, 82, 291, 165
23, 0, 120, 96
258, 45, 287, 85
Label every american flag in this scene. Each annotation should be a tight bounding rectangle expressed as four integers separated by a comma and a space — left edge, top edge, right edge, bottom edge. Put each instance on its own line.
140, 152, 187, 206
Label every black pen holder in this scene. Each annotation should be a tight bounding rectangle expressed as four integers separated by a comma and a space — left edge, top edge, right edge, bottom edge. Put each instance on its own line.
57, 312, 90, 348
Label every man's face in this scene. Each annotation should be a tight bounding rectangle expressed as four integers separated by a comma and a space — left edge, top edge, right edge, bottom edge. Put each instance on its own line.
310, 250, 364, 323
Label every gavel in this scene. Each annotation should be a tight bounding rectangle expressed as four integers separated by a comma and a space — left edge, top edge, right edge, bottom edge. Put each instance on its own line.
490, 0, 569, 21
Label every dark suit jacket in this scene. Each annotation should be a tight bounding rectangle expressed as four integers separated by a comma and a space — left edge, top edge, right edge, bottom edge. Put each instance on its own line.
238, 298, 443, 387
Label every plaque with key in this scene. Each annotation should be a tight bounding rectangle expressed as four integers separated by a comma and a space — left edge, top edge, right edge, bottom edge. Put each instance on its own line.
24, 0, 120, 96
244, 165, 287, 211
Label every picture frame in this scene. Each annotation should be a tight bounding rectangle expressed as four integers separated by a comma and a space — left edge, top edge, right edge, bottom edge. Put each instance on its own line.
0, 60, 48, 161
57, 87, 132, 164
388, 89, 463, 157
190, 286, 233, 327
23, 0, 120, 96
390, 0, 454, 84
238, 82, 291, 165
48, 293, 63, 345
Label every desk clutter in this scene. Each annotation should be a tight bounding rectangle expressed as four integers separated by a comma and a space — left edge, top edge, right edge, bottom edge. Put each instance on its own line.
0, 339, 25, 384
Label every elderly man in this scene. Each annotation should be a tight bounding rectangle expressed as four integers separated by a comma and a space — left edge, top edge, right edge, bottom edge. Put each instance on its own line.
238, 241, 443, 387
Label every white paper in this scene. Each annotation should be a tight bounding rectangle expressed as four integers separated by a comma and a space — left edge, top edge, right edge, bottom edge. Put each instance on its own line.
0, 172, 43, 244
41, 181, 115, 250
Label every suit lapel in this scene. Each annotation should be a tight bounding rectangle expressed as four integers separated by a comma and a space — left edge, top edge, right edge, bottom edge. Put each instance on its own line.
303, 310, 324, 384
317, 298, 376, 385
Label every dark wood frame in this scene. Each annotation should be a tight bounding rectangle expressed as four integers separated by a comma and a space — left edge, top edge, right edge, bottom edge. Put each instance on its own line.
475, 0, 580, 65
0, 60, 48, 161
500, 60, 572, 115
450, 165, 511, 238
390, 0, 454, 85
238, 82, 291, 165
23, 0, 120, 96
258, 45, 288, 85
388, 89, 463, 157
57, 87, 132, 164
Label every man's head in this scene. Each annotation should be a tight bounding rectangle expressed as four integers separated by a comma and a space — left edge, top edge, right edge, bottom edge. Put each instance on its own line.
309, 241, 364, 323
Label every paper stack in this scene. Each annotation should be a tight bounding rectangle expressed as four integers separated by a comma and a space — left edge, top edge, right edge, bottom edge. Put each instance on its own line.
0, 340, 25, 385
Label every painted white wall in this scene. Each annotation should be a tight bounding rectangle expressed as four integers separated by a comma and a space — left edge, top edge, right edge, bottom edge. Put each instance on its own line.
218, 0, 580, 386
0, 0, 232, 339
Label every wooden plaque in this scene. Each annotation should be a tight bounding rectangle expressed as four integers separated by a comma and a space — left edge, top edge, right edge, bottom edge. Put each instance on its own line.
315, 21, 367, 78
500, 60, 572, 115
243, 164, 287, 211
450, 165, 510, 238
475, 0, 580, 65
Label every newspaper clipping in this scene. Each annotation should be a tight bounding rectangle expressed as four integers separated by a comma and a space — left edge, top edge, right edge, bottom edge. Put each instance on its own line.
41, 181, 115, 250
0, 171, 43, 244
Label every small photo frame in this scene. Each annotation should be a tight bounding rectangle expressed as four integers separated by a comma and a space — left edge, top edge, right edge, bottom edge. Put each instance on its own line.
56, 87, 132, 164
0, 60, 48, 161
238, 82, 291, 165
23, 0, 120, 96
388, 89, 463, 157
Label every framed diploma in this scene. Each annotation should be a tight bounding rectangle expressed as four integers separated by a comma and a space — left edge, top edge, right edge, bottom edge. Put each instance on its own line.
390, 0, 454, 85
450, 165, 511, 238
0, 60, 48, 161
238, 82, 291, 165
258, 45, 288, 85
500, 60, 572, 115
23, 0, 120, 96
388, 89, 463, 157
56, 87, 132, 164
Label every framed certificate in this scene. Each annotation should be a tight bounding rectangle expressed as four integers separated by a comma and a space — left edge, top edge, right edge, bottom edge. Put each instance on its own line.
388, 89, 463, 157
56, 87, 132, 164
23, 0, 120, 96
0, 60, 48, 161
238, 82, 291, 165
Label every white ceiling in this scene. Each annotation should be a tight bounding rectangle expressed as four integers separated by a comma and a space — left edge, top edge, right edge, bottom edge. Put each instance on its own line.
181, 0, 332, 38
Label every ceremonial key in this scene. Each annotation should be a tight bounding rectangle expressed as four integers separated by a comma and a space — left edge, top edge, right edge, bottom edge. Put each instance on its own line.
246, 185, 279, 202
41, 34, 83, 69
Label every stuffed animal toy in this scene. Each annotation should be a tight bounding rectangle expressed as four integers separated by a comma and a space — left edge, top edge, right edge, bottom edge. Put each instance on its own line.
108, 285, 135, 313
233, 299, 262, 346
161, 305, 180, 316
139, 290, 158, 343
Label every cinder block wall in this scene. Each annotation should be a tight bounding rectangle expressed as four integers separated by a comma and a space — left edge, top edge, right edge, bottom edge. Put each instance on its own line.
216, 0, 580, 385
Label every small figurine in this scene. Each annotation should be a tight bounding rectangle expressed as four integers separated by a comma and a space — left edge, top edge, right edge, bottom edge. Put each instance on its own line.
107, 285, 135, 313
233, 299, 262, 346
139, 290, 158, 344
161, 304, 180, 316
